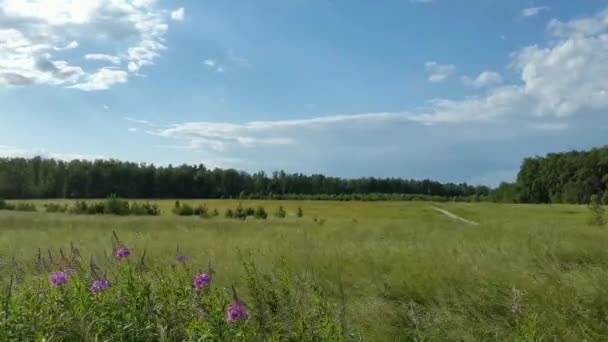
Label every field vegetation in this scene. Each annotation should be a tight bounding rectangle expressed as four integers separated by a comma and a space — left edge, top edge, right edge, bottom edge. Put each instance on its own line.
1, 200, 608, 340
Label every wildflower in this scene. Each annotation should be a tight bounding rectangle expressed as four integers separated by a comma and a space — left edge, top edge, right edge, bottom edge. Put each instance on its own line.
91, 279, 111, 294
511, 287, 524, 314
227, 286, 249, 323
49, 271, 69, 286
227, 300, 249, 323
193, 273, 211, 290
115, 246, 131, 259
176, 255, 187, 263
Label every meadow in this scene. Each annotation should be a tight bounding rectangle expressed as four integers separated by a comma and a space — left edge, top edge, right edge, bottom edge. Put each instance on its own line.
1, 199, 607, 340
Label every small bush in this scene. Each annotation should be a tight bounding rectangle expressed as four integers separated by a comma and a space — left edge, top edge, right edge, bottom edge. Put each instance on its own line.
603, 191, 608, 205
0, 198, 6, 210
225, 208, 234, 218
103, 195, 130, 216
14, 203, 37, 212
130, 202, 161, 216
211, 208, 219, 217
194, 204, 210, 217
297, 207, 303, 218
588, 194, 605, 226
234, 204, 248, 220
69, 201, 88, 214
44, 203, 68, 213
173, 201, 195, 216
254, 206, 268, 219
274, 206, 286, 218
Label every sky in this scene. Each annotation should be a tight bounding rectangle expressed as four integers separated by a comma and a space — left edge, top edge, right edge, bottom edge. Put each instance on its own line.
1, 0, 608, 186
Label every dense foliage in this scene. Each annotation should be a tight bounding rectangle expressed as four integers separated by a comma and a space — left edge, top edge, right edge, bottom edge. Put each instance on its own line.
0, 237, 349, 341
0, 157, 490, 200
515, 146, 608, 204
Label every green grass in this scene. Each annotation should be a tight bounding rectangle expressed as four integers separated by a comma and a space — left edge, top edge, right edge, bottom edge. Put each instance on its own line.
1, 200, 608, 340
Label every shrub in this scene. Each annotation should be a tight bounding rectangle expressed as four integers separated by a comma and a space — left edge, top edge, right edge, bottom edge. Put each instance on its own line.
69, 201, 89, 214
0, 198, 6, 210
211, 209, 219, 217
234, 204, 248, 220
274, 206, 286, 218
14, 203, 37, 212
603, 191, 608, 205
130, 202, 161, 216
588, 194, 605, 226
103, 195, 130, 216
173, 201, 195, 216
225, 208, 234, 218
44, 203, 68, 213
297, 207, 303, 218
193, 204, 209, 217
254, 206, 268, 219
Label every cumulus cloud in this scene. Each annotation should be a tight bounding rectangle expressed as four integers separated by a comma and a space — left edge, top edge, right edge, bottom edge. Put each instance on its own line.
171, 7, 184, 21
522, 6, 550, 17
462, 71, 503, 88
131, 8, 608, 152
424, 61, 455, 83
0, 0, 180, 90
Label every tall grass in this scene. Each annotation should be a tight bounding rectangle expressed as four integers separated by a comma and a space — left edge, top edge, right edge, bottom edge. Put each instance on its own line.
1, 201, 607, 340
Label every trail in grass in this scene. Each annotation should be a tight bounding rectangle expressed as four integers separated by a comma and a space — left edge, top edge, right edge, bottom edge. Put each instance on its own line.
431, 206, 479, 226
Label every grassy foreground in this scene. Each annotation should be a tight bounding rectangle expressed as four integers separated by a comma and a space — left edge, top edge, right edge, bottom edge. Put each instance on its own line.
1, 200, 608, 340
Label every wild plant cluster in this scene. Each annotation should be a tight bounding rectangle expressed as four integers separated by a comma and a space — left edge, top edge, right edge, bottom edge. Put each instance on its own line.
0, 199, 37, 212
172, 201, 219, 218
0, 234, 349, 341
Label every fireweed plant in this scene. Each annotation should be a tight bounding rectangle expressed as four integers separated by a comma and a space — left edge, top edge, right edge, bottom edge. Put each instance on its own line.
0, 233, 349, 341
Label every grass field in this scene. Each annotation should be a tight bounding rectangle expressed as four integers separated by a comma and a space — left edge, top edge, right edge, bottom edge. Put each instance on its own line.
1, 200, 607, 340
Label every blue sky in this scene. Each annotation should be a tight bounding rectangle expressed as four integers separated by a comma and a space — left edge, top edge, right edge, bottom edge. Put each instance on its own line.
1, 0, 608, 185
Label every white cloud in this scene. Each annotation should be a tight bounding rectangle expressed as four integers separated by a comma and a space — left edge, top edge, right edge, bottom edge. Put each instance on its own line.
424, 61, 455, 83
522, 6, 549, 17
0, 0, 180, 90
0, 145, 103, 160
171, 7, 185, 21
462, 71, 503, 88
54, 40, 79, 50
103, 105, 109, 110
128, 127, 138, 132
85, 54, 121, 65
203, 59, 225, 73
70, 68, 128, 91
131, 7, 608, 152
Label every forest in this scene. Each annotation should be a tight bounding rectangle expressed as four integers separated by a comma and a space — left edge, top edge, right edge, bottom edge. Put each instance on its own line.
0, 157, 490, 200
2, 145, 608, 204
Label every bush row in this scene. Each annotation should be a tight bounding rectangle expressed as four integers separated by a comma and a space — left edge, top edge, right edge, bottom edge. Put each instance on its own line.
0, 199, 37, 212
172, 201, 219, 217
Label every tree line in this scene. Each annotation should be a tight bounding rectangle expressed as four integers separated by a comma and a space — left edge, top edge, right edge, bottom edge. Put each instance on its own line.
495, 146, 608, 204
0, 157, 491, 200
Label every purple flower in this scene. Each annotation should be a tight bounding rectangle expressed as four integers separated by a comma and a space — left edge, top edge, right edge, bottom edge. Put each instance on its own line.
176, 255, 187, 263
91, 279, 111, 294
49, 271, 69, 286
227, 300, 249, 323
193, 273, 211, 290
115, 246, 131, 259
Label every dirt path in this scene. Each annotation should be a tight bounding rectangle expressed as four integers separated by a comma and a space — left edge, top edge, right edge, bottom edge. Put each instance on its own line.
431, 206, 480, 226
